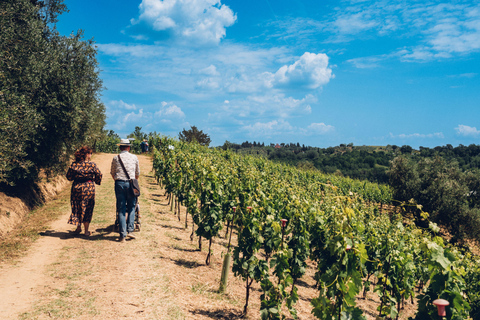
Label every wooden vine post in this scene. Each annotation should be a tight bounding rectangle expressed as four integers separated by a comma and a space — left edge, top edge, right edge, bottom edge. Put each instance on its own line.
219, 206, 236, 293
281, 218, 287, 249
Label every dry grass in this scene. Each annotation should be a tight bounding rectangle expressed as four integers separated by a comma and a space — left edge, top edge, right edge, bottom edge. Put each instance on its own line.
0, 187, 71, 263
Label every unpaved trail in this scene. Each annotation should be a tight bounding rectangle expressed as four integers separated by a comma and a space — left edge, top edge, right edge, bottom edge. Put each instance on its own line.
0, 153, 255, 320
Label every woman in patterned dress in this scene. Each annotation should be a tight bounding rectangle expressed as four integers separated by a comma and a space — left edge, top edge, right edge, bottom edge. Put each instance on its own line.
66, 146, 102, 236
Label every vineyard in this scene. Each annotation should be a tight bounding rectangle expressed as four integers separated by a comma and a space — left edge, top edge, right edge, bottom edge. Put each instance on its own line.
151, 137, 480, 320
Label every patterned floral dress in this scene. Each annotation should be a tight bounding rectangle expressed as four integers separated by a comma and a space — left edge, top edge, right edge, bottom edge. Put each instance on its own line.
66, 161, 102, 225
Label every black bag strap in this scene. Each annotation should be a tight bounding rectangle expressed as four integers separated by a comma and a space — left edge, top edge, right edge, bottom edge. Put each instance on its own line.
118, 154, 131, 180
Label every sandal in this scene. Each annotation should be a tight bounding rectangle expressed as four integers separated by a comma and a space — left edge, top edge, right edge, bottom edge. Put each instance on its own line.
74, 227, 82, 234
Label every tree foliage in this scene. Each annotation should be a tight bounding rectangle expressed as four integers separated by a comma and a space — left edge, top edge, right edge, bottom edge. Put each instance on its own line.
0, 0, 105, 188
178, 126, 211, 146
388, 156, 480, 241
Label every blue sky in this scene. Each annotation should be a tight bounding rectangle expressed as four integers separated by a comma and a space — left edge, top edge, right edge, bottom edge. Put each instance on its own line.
57, 0, 480, 148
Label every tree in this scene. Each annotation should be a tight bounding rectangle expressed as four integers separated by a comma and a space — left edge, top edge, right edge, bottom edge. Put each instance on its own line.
388, 155, 480, 241
0, 0, 105, 188
365, 155, 376, 168
222, 140, 233, 150
128, 126, 147, 142
400, 145, 413, 154
387, 156, 419, 203
178, 126, 211, 146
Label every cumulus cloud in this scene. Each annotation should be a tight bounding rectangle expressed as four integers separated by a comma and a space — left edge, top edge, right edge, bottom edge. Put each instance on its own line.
106, 100, 139, 123
154, 102, 185, 120
455, 124, 480, 136
306, 122, 335, 134
271, 52, 333, 89
129, 0, 237, 46
109, 109, 146, 131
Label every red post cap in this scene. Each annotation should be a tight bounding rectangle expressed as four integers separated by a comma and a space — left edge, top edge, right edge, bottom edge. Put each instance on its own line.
232, 206, 236, 212
281, 219, 288, 228
433, 299, 449, 317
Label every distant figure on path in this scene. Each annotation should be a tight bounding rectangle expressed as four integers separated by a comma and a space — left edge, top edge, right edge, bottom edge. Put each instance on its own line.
66, 146, 102, 236
140, 139, 149, 153
111, 139, 140, 242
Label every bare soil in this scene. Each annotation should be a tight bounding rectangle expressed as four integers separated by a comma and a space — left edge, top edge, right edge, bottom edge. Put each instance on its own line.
0, 153, 417, 319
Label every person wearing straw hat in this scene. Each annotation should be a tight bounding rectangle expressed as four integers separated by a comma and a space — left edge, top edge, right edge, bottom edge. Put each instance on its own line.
110, 139, 140, 242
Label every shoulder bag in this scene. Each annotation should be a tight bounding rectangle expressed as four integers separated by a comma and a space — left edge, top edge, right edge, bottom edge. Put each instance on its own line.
118, 155, 141, 197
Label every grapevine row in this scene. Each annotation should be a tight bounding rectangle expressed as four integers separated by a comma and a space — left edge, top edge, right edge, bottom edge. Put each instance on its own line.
150, 137, 479, 320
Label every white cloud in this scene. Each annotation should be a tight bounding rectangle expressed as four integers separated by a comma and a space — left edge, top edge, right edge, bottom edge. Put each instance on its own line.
109, 109, 146, 131
97, 44, 332, 138
347, 56, 385, 69
98, 42, 291, 97
154, 102, 185, 119
389, 132, 445, 139
96, 43, 160, 57
106, 101, 186, 134
196, 77, 219, 90
242, 120, 295, 137
130, 0, 237, 46
240, 119, 335, 139
272, 52, 333, 89
108, 100, 138, 110
312, 1, 480, 62
333, 11, 380, 35
455, 125, 480, 136
237, 93, 316, 118
123, 109, 145, 122
457, 73, 477, 78
194, 66, 221, 91
306, 122, 335, 134
199, 65, 219, 76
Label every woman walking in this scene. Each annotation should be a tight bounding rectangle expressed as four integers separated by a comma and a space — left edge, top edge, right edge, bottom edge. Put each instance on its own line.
66, 146, 102, 236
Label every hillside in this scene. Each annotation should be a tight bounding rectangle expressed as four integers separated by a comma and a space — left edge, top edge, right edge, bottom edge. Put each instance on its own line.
220, 142, 480, 185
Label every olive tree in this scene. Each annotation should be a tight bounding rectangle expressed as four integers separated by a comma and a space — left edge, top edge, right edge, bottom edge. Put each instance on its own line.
0, 0, 105, 188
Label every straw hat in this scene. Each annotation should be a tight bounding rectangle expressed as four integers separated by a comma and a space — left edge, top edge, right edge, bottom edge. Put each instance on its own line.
117, 138, 131, 146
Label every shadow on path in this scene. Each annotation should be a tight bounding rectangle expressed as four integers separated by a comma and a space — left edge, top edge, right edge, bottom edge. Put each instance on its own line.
39, 227, 120, 242
190, 308, 243, 319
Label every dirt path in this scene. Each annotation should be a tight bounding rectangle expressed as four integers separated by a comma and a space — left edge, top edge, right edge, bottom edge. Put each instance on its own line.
0, 153, 256, 320
0, 153, 415, 320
